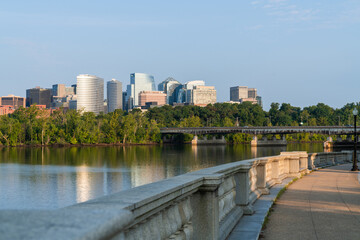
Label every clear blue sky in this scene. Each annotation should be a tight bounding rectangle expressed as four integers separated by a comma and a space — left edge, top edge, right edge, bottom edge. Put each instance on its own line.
1, 0, 360, 110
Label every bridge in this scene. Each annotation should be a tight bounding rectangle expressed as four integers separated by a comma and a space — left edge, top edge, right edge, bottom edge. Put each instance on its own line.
160, 126, 358, 146
0, 151, 356, 239
160, 126, 357, 135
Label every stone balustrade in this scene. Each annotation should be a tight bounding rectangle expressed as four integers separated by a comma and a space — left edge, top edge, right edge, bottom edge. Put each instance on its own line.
0, 151, 353, 240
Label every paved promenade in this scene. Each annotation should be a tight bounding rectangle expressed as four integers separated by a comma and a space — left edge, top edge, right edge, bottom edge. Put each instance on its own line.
262, 163, 360, 240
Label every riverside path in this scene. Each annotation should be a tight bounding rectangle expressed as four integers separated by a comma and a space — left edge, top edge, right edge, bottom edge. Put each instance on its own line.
262, 163, 360, 240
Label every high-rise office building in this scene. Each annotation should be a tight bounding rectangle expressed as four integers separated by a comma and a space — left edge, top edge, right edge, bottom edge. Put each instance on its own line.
126, 73, 155, 109
0, 95, 25, 109
230, 86, 262, 107
107, 79, 123, 113
158, 77, 182, 105
52, 84, 66, 97
187, 86, 216, 106
248, 88, 257, 99
177, 80, 205, 104
122, 92, 127, 110
230, 86, 248, 101
26, 87, 52, 108
71, 84, 77, 94
76, 74, 104, 114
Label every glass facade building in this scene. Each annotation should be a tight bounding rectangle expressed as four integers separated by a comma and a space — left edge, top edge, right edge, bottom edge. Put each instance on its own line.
76, 74, 104, 114
126, 73, 155, 108
177, 80, 205, 104
107, 79, 123, 113
158, 77, 182, 105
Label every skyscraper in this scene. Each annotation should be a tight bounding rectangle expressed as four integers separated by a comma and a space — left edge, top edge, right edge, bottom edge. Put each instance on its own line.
158, 77, 182, 105
188, 86, 217, 106
230, 86, 248, 101
126, 73, 155, 109
248, 88, 257, 99
76, 74, 104, 114
107, 79, 123, 113
52, 84, 66, 97
176, 80, 205, 104
26, 87, 52, 108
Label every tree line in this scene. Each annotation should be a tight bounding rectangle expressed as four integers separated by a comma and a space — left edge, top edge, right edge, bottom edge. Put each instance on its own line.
0, 102, 358, 146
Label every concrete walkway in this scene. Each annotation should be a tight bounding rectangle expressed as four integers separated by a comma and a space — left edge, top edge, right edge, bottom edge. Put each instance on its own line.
262, 163, 360, 240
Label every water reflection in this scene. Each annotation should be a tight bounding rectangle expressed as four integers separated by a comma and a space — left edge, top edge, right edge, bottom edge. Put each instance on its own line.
0, 143, 325, 210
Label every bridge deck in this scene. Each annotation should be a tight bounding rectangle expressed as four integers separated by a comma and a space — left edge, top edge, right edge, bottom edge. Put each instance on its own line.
160, 126, 357, 135
260, 164, 360, 240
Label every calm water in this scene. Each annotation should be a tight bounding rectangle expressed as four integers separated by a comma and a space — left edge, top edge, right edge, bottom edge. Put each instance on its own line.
0, 143, 325, 210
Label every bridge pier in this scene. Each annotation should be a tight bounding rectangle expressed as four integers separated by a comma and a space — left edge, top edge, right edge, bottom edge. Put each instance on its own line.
323, 137, 333, 150
162, 135, 175, 143
191, 135, 226, 145
251, 135, 287, 147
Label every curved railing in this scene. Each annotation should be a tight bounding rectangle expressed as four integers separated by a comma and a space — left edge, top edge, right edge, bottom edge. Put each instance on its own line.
0, 151, 353, 240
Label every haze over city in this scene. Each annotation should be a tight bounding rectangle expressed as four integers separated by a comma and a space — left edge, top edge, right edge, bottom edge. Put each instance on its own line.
1, 0, 360, 110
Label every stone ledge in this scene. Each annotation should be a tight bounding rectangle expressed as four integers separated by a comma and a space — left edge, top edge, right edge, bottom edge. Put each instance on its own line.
0, 208, 133, 240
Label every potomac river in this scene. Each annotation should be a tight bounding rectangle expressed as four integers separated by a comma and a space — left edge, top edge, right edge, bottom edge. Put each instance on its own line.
0, 143, 325, 210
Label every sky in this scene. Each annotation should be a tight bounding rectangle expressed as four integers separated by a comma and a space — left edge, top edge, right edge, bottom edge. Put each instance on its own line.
1, 0, 360, 110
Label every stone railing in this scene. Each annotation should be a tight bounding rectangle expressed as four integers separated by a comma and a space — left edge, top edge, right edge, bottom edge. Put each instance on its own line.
0, 151, 353, 240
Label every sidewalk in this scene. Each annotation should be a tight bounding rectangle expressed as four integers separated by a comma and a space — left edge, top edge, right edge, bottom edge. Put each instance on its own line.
262, 163, 360, 240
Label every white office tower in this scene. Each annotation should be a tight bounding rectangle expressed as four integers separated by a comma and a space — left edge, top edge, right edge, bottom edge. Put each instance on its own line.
76, 74, 104, 114
107, 79, 123, 113
177, 80, 205, 103
126, 73, 156, 109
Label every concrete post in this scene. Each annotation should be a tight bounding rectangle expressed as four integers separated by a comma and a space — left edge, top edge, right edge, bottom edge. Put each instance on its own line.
235, 165, 255, 215
288, 156, 301, 177
256, 159, 270, 194
299, 152, 309, 173
193, 176, 222, 240
271, 158, 281, 184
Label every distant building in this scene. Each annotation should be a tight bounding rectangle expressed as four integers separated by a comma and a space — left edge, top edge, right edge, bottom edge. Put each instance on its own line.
52, 84, 66, 97
126, 73, 156, 109
188, 86, 216, 106
71, 84, 77, 94
53, 94, 77, 108
76, 74, 104, 114
256, 96, 263, 107
139, 91, 166, 108
65, 86, 75, 96
26, 87, 52, 108
122, 92, 127, 110
248, 88, 257, 99
230, 86, 262, 107
177, 80, 205, 104
230, 86, 248, 101
69, 100, 77, 110
0, 95, 25, 109
107, 79, 123, 113
239, 98, 258, 104
0, 105, 15, 116
158, 77, 182, 105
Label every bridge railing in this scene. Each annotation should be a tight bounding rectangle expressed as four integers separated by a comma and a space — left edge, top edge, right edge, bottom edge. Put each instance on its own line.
0, 151, 353, 240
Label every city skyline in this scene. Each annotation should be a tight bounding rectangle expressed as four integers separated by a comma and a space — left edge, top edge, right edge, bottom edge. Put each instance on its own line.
1, 1, 360, 110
